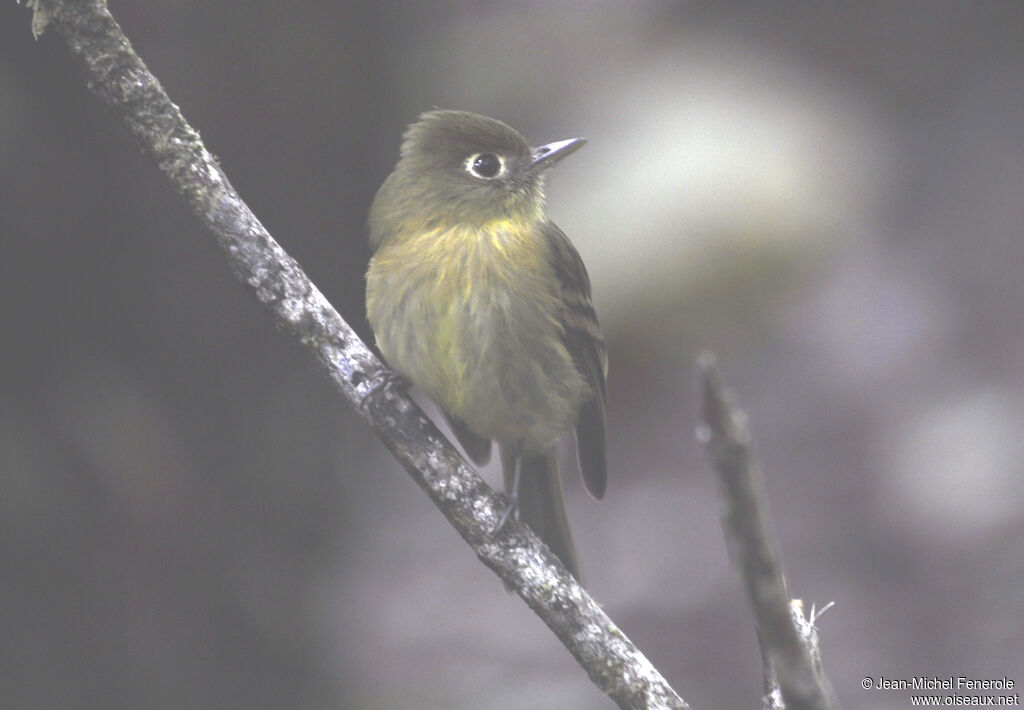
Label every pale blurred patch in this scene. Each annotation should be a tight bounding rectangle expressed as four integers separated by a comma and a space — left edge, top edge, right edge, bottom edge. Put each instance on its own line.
560, 35, 894, 332
878, 387, 1024, 543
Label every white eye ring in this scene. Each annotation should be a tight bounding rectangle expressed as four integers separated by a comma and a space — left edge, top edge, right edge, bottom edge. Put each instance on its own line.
465, 152, 505, 179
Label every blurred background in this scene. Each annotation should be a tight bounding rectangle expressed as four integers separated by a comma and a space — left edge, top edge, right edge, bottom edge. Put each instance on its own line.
2, 1, 1022, 708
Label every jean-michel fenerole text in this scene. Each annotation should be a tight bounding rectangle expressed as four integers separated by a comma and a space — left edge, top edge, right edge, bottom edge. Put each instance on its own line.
873, 677, 1014, 691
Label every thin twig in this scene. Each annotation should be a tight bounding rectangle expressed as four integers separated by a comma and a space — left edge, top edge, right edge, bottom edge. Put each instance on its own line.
23, 1, 689, 707
697, 352, 838, 710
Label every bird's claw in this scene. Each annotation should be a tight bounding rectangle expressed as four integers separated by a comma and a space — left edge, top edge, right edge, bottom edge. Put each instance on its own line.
493, 495, 519, 536
493, 453, 523, 536
359, 369, 407, 413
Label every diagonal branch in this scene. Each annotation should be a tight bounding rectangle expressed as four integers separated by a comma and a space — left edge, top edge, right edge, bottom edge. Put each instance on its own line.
697, 352, 839, 710
23, 1, 689, 707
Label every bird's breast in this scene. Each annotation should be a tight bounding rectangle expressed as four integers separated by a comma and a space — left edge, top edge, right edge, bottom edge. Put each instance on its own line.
366, 221, 587, 449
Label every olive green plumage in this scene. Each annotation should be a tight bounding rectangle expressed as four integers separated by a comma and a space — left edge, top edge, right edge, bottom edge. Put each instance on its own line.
366, 110, 606, 580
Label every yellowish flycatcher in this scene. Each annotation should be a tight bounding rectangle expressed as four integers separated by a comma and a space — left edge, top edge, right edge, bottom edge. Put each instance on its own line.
365, 110, 606, 580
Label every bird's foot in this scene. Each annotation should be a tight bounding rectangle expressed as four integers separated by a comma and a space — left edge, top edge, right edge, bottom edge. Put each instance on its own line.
494, 495, 519, 535
493, 454, 523, 535
358, 369, 407, 413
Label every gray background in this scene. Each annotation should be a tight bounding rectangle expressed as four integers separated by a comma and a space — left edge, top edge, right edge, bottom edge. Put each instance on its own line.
2, 2, 1022, 708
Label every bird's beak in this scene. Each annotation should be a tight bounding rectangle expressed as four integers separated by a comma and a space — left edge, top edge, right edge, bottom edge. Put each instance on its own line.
528, 137, 586, 170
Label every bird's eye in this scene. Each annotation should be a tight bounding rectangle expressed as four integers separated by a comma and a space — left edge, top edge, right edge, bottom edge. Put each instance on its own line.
467, 152, 503, 179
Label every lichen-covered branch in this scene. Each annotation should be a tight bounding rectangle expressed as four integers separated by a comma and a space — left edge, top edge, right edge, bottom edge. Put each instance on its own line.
697, 353, 839, 710
22, 1, 689, 707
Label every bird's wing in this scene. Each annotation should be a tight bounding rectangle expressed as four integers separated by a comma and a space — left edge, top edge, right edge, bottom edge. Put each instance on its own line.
542, 221, 608, 499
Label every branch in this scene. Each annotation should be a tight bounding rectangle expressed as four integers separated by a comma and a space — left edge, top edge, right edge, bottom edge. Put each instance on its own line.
24, 1, 689, 707
697, 353, 839, 710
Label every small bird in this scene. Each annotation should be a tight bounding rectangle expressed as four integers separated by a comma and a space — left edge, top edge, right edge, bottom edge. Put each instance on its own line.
365, 110, 606, 580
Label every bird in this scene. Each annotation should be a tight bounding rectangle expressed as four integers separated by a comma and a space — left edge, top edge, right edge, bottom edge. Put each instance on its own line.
365, 110, 606, 580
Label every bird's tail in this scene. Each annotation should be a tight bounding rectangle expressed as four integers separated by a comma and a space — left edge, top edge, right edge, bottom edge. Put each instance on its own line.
500, 445, 580, 581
